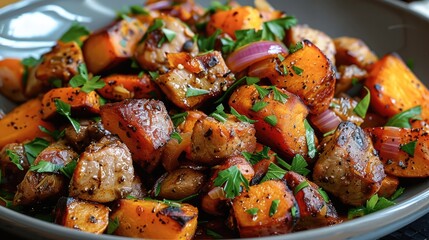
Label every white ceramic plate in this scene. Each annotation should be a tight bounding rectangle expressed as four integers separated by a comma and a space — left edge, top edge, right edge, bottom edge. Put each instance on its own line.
1, 0, 429, 239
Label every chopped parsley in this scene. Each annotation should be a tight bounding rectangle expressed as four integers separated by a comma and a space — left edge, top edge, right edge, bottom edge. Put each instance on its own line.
254, 84, 270, 99
353, 86, 371, 118
185, 87, 210, 97
289, 41, 304, 54
264, 115, 278, 126
293, 181, 310, 195
171, 112, 188, 127
318, 188, 330, 203
242, 146, 271, 165
260, 163, 286, 183
38, 126, 65, 141
54, 99, 80, 133
246, 207, 259, 216
206, 229, 223, 239
385, 106, 422, 128
400, 140, 417, 156
29, 160, 77, 178
214, 76, 259, 104
269, 86, 289, 104
304, 119, 317, 158
69, 64, 105, 93
276, 154, 310, 176
198, 29, 221, 52
251, 101, 268, 112
269, 199, 280, 217
107, 217, 120, 234
210, 104, 228, 123
292, 65, 303, 76
230, 107, 256, 124
170, 132, 183, 144
213, 165, 249, 199
348, 194, 396, 219
24, 138, 50, 165
6, 150, 23, 170
59, 22, 90, 46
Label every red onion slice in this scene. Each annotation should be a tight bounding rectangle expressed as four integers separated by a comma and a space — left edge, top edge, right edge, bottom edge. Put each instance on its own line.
145, 0, 171, 11
310, 109, 342, 134
208, 186, 226, 200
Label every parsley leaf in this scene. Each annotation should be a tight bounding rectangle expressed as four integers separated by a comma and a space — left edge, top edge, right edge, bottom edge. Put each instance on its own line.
24, 138, 50, 165
261, 163, 286, 183
293, 181, 309, 195
292, 65, 303, 76
254, 84, 270, 99
214, 76, 259, 104
264, 115, 278, 126
269, 199, 280, 217
69, 64, 105, 93
21, 56, 41, 68
54, 99, 81, 133
59, 22, 90, 46
129, 5, 149, 15
390, 187, 405, 201
59, 160, 77, 178
213, 165, 249, 199
353, 86, 371, 118
158, 28, 177, 47
262, 16, 297, 41
242, 146, 271, 165
171, 112, 188, 127
348, 194, 396, 219
400, 140, 417, 156
38, 126, 65, 141
29, 160, 62, 173
198, 29, 221, 52
269, 86, 289, 103
6, 150, 23, 170
170, 132, 183, 144
210, 104, 228, 123
251, 101, 268, 112
318, 188, 330, 203
207, 1, 231, 13
185, 87, 210, 97
230, 107, 256, 123
206, 229, 223, 239
107, 217, 120, 234
276, 154, 310, 176
289, 41, 304, 54
385, 106, 422, 128
304, 119, 317, 158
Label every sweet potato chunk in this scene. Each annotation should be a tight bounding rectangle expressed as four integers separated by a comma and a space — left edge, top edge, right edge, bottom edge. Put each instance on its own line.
365, 127, 429, 177
97, 74, 159, 101
313, 121, 385, 206
100, 99, 173, 172
83, 18, 145, 74
190, 115, 256, 165
155, 51, 234, 110
0, 58, 27, 102
249, 40, 335, 114
111, 199, 198, 239
285, 171, 341, 230
377, 175, 399, 198
54, 197, 109, 234
231, 180, 297, 238
41, 87, 101, 119
206, 6, 263, 38
69, 136, 134, 202
0, 98, 54, 149
364, 53, 429, 120
286, 25, 336, 65
14, 141, 78, 206
36, 41, 84, 84
229, 85, 311, 159
334, 36, 378, 69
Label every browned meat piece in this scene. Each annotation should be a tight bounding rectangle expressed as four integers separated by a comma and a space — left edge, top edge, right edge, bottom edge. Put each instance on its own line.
100, 99, 174, 172
36, 41, 84, 85
334, 36, 378, 69
128, 175, 147, 199
153, 168, 206, 200
64, 119, 109, 152
54, 197, 109, 234
13, 141, 78, 206
69, 136, 134, 203
135, 14, 198, 72
190, 115, 257, 165
313, 121, 385, 206
0, 143, 29, 191
285, 171, 341, 230
287, 24, 336, 65
155, 51, 234, 110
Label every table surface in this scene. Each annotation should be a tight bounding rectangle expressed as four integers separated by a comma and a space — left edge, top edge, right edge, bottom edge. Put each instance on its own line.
1, 0, 429, 239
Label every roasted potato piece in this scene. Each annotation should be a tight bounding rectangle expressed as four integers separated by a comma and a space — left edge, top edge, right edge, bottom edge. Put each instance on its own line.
135, 15, 198, 71
111, 199, 198, 239
153, 168, 206, 200
36, 41, 84, 84
313, 121, 385, 206
14, 141, 78, 206
365, 127, 429, 177
83, 17, 145, 74
206, 6, 263, 38
377, 175, 399, 198
41, 87, 101, 120
0, 143, 29, 191
334, 36, 378, 69
230, 180, 297, 238
190, 115, 256, 165
97, 74, 160, 101
364, 53, 429, 120
155, 51, 234, 110
0, 97, 54, 149
229, 85, 311, 159
286, 24, 336, 65
249, 40, 335, 114
201, 155, 254, 216
0, 58, 27, 102
100, 99, 173, 172
69, 136, 134, 202
285, 171, 341, 230
54, 197, 109, 234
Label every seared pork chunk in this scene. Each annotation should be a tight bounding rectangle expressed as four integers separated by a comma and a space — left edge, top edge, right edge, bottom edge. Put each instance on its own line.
156, 51, 234, 110
14, 141, 78, 206
190, 115, 256, 165
313, 121, 385, 206
64, 119, 109, 152
135, 14, 198, 72
0, 143, 29, 191
69, 136, 134, 203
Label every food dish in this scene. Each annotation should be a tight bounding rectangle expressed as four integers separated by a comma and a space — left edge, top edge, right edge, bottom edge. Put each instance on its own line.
1, 0, 429, 239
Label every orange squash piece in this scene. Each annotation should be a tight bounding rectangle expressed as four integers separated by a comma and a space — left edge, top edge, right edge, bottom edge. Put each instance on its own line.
0, 98, 53, 149
0, 58, 27, 102
97, 74, 159, 101
365, 53, 429, 120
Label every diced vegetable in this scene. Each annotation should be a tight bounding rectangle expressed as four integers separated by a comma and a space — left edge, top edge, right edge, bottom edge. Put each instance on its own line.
97, 74, 160, 100
0, 59, 27, 102
334, 37, 378, 69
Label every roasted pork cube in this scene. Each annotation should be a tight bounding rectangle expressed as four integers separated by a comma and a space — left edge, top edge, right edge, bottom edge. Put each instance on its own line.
0, 143, 30, 191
